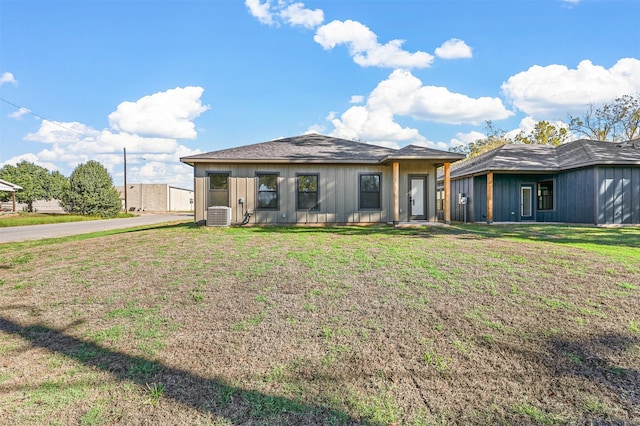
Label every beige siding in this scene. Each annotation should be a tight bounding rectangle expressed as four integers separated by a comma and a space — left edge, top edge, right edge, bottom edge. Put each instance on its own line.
194, 161, 439, 224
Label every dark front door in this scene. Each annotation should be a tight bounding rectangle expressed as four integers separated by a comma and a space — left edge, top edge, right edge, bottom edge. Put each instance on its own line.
409, 176, 428, 220
520, 184, 534, 221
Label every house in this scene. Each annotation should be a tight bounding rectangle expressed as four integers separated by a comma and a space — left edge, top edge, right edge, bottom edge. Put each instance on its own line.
0, 179, 23, 212
115, 184, 194, 212
180, 134, 465, 225
438, 138, 640, 225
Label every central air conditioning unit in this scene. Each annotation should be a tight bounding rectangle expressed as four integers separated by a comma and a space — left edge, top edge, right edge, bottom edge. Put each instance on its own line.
207, 206, 232, 226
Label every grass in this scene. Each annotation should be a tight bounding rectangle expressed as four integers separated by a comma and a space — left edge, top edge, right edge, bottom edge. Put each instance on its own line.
0, 223, 639, 424
0, 211, 136, 227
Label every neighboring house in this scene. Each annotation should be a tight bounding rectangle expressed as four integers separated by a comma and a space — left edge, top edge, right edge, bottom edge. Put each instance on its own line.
1, 199, 65, 213
438, 139, 640, 225
180, 134, 464, 225
115, 184, 194, 212
0, 179, 23, 212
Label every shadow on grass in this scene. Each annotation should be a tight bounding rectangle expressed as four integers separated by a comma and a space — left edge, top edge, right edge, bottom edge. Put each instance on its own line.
477, 331, 640, 423
548, 333, 640, 408
454, 223, 640, 251
207, 222, 640, 251
0, 316, 362, 425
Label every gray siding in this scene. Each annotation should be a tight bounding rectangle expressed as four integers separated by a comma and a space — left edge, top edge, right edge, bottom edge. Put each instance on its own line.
473, 175, 487, 222
450, 177, 475, 222
192, 162, 439, 224
597, 166, 640, 224
447, 166, 639, 225
550, 168, 595, 224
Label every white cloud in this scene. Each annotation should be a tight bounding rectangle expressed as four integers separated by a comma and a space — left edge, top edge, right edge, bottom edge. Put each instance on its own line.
501, 58, 640, 118
434, 38, 472, 59
108, 86, 210, 139
280, 2, 324, 28
305, 124, 325, 134
371, 69, 512, 124
314, 20, 434, 69
245, 0, 274, 25
1, 152, 57, 171
328, 105, 425, 149
0, 72, 17, 85
349, 95, 364, 104
25, 120, 100, 144
13, 86, 208, 187
324, 69, 512, 148
8, 107, 30, 119
449, 131, 486, 149
245, 0, 323, 28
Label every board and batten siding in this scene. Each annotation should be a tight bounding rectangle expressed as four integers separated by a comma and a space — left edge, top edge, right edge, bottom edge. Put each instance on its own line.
447, 166, 639, 225
596, 166, 640, 225
192, 162, 439, 224
449, 177, 475, 222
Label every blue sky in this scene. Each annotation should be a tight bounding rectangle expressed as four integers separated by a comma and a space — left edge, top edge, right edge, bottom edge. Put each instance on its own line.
1, 0, 639, 189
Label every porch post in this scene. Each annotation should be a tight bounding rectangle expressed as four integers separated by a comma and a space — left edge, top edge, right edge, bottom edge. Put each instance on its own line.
444, 162, 451, 224
12, 191, 16, 212
393, 162, 399, 225
487, 171, 494, 224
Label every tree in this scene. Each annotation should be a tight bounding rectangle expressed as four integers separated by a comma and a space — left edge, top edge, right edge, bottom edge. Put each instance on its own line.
0, 161, 68, 212
61, 161, 121, 217
467, 121, 513, 158
569, 94, 640, 141
612, 94, 640, 140
514, 121, 569, 146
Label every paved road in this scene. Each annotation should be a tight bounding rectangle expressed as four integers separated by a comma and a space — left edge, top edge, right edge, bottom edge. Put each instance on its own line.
0, 214, 193, 244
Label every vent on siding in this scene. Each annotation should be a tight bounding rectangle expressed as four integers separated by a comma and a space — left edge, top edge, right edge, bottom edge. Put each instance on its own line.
207, 206, 232, 226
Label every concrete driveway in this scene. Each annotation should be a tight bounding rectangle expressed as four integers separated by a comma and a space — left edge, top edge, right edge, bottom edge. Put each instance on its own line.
0, 214, 193, 244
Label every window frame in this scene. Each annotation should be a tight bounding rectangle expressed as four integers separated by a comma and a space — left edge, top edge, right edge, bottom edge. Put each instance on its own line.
207, 171, 230, 207
358, 172, 382, 211
296, 173, 320, 211
537, 180, 555, 211
256, 172, 279, 210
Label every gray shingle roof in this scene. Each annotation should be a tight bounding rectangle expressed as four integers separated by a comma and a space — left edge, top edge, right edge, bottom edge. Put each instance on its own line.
180, 133, 465, 165
449, 139, 640, 178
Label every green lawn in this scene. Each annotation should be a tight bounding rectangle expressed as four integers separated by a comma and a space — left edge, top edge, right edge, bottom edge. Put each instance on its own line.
0, 224, 638, 425
0, 212, 135, 227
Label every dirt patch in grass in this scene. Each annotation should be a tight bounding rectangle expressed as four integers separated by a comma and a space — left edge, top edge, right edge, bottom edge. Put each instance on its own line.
1, 224, 638, 425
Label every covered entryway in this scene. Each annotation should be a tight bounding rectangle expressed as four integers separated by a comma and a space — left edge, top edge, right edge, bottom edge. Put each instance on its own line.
409, 175, 428, 220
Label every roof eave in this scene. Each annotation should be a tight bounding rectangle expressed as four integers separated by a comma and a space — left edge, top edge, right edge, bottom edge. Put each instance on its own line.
180, 157, 384, 165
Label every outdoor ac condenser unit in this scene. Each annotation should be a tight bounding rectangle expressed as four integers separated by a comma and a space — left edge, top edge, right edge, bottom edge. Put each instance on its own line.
207, 206, 232, 227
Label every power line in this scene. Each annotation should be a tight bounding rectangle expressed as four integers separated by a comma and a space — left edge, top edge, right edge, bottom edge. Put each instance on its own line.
0, 97, 88, 137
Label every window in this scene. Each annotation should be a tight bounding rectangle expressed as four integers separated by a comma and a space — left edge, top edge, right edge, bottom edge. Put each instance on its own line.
436, 188, 444, 212
257, 173, 278, 209
359, 173, 381, 210
537, 181, 554, 210
208, 172, 229, 207
297, 174, 319, 210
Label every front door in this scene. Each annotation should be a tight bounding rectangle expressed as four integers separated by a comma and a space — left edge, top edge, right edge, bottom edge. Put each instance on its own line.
409, 176, 427, 220
520, 184, 534, 221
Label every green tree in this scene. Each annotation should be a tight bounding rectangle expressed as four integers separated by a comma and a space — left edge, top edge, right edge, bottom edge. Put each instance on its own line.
61, 161, 121, 217
569, 94, 640, 141
514, 121, 569, 146
468, 121, 513, 158
0, 161, 68, 212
